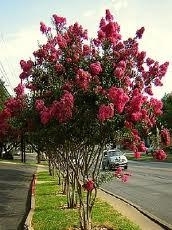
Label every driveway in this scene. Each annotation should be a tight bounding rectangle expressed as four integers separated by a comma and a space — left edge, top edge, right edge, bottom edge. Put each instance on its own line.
101, 161, 172, 228
0, 162, 36, 230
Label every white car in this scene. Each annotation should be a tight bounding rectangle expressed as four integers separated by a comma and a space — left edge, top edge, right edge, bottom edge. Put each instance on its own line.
102, 149, 128, 170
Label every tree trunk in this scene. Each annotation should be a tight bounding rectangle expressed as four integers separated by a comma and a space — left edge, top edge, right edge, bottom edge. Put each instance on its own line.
76, 179, 97, 230
37, 150, 41, 164
66, 170, 77, 208
48, 157, 53, 176
79, 191, 93, 230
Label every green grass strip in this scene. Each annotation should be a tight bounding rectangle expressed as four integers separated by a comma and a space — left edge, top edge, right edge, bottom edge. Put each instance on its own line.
32, 171, 140, 230
127, 153, 172, 163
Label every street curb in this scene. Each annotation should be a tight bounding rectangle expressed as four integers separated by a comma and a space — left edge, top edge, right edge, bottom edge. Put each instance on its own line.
24, 173, 37, 230
24, 194, 35, 230
100, 187, 172, 230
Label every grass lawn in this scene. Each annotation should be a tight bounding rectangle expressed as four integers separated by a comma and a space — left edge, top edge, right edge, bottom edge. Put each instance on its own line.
127, 153, 172, 163
32, 171, 140, 230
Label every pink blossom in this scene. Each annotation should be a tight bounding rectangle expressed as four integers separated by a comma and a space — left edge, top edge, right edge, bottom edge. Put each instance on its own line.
108, 87, 129, 113
98, 30, 106, 40
114, 167, 123, 177
55, 63, 64, 72
40, 109, 51, 125
20, 60, 33, 72
138, 141, 147, 152
114, 67, 124, 79
97, 103, 114, 122
154, 78, 163, 86
134, 152, 141, 159
76, 69, 91, 90
0, 108, 11, 119
35, 100, 45, 112
150, 98, 163, 115
40, 22, 48, 34
136, 27, 145, 39
19, 72, 29, 80
53, 14, 66, 26
99, 18, 106, 28
56, 34, 67, 48
54, 91, 74, 123
14, 84, 25, 97
105, 9, 114, 21
153, 149, 167, 161
118, 60, 126, 69
90, 62, 102, 75
82, 179, 95, 191
82, 44, 91, 56
121, 174, 129, 182
161, 128, 170, 146
131, 112, 142, 122
146, 58, 154, 66
145, 86, 153, 96
102, 21, 121, 44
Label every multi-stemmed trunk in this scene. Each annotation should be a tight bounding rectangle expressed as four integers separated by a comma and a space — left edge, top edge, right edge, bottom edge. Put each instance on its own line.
77, 181, 97, 230
66, 168, 77, 208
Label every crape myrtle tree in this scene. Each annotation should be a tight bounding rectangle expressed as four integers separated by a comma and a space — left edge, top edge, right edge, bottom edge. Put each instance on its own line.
1, 9, 170, 230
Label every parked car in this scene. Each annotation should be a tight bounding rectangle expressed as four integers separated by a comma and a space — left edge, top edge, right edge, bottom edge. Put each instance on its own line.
102, 149, 128, 170
2, 151, 13, 160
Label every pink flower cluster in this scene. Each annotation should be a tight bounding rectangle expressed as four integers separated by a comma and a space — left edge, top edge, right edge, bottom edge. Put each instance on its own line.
76, 69, 91, 90
114, 167, 132, 182
19, 60, 33, 80
97, 103, 114, 122
153, 149, 167, 161
14, 84, 25, 97
113, 60, 127, 79
35, 91, 74, 125
108, 87, 129, 114
134, 152, 141, 159
5, 97, 25, 115
40, 22, 51, 34
160, 128, 170, 146
82, 179, 95, 191
97, 10, 121, 45
150, 98, 163, 116
90, 62, 102, 75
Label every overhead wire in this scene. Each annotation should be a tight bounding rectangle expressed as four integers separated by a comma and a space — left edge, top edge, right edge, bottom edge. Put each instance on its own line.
0, 33, 17, 95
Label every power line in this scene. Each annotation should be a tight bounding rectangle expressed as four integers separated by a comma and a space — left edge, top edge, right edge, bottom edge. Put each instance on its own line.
0, 33, 18, 79
0, 61, 13, 94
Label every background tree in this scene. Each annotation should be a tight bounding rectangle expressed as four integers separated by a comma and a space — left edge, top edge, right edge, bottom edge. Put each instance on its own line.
160, 93, 172, 131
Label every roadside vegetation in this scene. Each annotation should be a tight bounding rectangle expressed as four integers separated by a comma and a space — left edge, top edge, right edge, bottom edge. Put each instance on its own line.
32, 171, 140, 230
127, 151, 172, 163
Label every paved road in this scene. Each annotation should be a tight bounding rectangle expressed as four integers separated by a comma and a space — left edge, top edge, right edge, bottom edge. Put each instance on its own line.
0, 162, 36, 230
101, 161, 172, 228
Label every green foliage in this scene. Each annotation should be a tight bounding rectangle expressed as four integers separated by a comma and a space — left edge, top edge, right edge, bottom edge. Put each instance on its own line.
160, 93, 172, 130
0, 79, 10, 110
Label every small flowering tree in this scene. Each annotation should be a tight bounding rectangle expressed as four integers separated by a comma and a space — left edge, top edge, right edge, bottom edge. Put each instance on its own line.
1, 9, 170, 230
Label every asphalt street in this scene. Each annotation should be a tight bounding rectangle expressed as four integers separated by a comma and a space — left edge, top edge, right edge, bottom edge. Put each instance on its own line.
0, 162, 36, 230
101, 161, 172, 227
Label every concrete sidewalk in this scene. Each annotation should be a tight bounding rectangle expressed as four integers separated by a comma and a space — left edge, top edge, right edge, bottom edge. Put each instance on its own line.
35, 164, 165, 230
97, 190, 163, 230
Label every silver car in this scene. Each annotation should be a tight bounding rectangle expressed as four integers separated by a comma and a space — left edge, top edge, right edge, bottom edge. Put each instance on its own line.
102, 149, 128, 170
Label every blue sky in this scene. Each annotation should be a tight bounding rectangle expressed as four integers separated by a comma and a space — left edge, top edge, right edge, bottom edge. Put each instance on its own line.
0, 0, 171, 98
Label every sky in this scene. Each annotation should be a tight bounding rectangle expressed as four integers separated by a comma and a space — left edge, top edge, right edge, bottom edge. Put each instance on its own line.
0, 0, 171, 99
